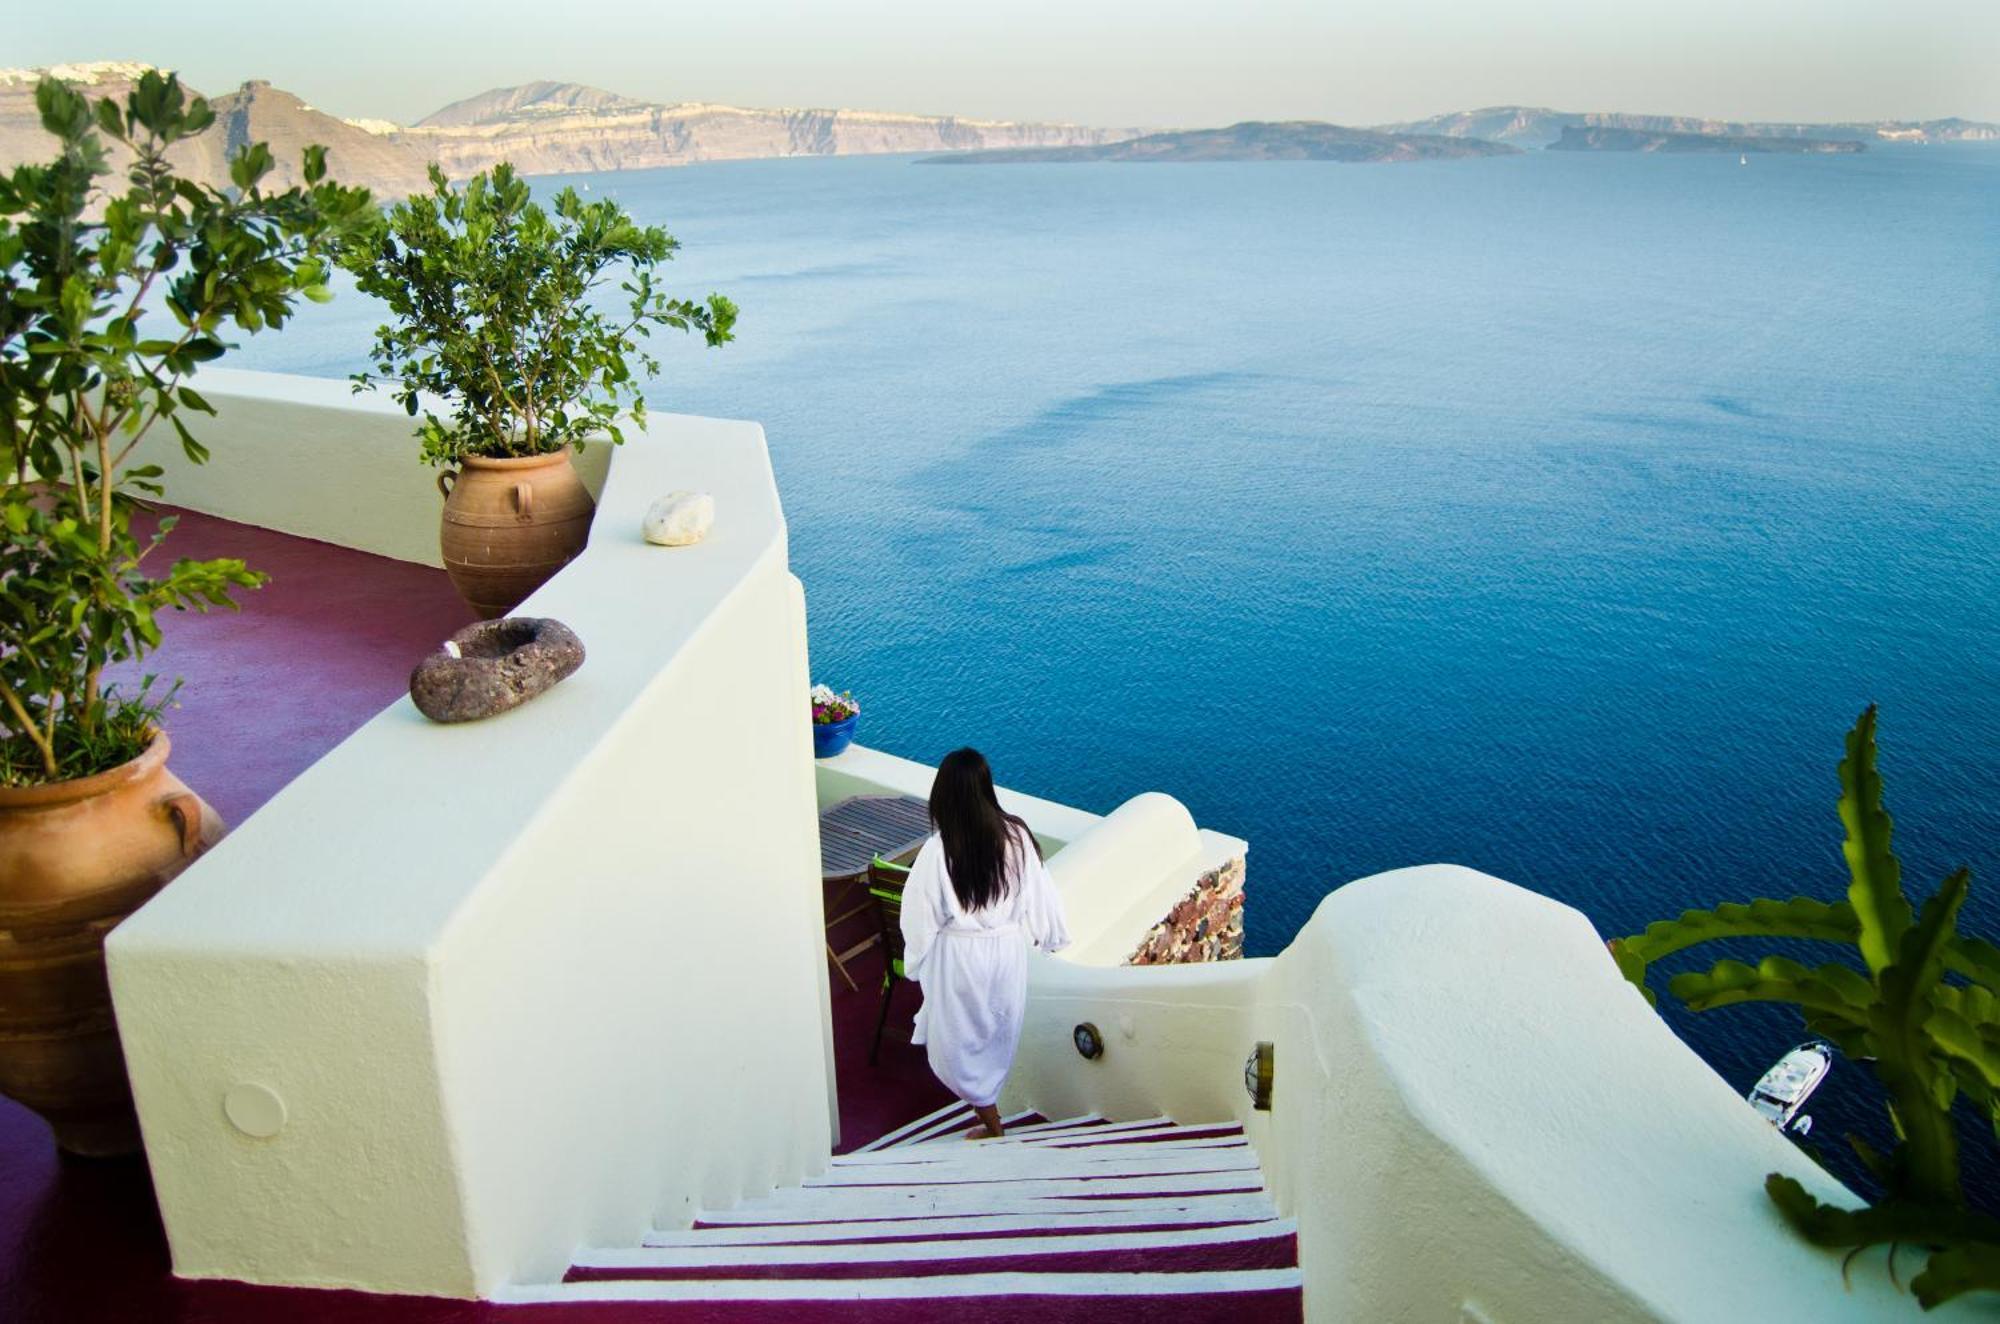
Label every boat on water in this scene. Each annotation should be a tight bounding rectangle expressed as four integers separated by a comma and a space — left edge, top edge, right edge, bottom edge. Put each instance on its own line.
1739, 153, 1748, 166
1748, 1040, 1834, 1134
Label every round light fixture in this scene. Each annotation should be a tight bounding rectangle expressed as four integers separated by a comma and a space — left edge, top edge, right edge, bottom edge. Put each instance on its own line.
1073, 1022, 1104, 1060
1244, 1041, 1274, 1111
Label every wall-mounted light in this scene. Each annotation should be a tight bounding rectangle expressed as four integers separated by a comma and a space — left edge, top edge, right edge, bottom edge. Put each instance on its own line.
1244, 1041, 1274, 1110
1073, 1023, 1104, 1060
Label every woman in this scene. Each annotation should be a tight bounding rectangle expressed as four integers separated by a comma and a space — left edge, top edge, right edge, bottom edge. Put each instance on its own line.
900, 748, 1071, 1138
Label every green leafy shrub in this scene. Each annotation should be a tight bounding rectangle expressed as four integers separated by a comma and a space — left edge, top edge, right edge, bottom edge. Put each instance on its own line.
1612, 706, 2000, 1307
0, 72, 373, 785
341, 163, 737, 466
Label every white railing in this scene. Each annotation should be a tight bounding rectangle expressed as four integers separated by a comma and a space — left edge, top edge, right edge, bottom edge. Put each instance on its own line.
107, 371, 832, 1297
1004, 865, 1925, 1322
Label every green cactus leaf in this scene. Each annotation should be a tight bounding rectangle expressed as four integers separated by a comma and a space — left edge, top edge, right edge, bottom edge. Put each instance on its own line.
1947, 935, 2000, 990
1929, 1003, 2000, 1093
1616, 897, 1859, 966
1669, 956, 1872, 1026
1914, 1243, 2000, 1311
1840, 706, 1913, 977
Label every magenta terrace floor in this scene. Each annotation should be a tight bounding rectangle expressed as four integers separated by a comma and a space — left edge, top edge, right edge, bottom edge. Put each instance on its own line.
0, 509, 953, 1322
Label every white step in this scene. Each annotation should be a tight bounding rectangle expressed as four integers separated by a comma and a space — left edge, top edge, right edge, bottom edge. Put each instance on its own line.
1032, 1128, 1248, 1144
803, 1148, 1261, 1186
744, 1168, 1263, 1206
959, 1112, 1101, 1138
721, 1172, 1263, 1221
688, 1192, 1280, 1232
973, 1120, 1244, 1149
495, 1267, 1306, 1305
650, 1201, 1282, 1246
579, 1218, 1297, 1273
831, 1134, 1249, 1169
852, 1099, 972, 1152
891, 1106, 1039, 1148
905, 1115, 1167, 1147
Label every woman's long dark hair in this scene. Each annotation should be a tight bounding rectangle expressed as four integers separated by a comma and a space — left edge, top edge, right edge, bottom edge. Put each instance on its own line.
929, 747, 1040, 913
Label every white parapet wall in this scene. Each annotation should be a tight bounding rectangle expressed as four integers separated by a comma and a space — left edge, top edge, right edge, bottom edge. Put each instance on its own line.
140, 367, 616, 567
1005, 865, 1950, 1322
106, 380, 832, 1297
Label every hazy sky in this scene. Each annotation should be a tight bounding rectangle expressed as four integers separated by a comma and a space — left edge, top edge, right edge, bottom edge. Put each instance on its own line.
14, 1, 2000, 128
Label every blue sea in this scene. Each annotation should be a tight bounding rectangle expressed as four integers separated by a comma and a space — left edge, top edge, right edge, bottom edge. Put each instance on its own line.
237, 145, 2000, 1192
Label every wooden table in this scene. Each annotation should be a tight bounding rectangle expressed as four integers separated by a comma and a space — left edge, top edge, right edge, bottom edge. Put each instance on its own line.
820, 794, 931, 990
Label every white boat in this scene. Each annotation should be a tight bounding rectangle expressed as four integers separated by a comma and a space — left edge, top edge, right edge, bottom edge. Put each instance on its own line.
1748, 1040, 1833, 1133
1739, 154, 1748, 166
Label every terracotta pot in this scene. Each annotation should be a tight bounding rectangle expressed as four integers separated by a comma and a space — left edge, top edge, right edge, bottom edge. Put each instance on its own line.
437, 450, 596, 618
0, 732, 222, 1157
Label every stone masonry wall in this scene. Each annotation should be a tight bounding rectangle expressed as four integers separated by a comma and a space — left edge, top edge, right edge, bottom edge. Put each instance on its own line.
1126, 856, 1245, 965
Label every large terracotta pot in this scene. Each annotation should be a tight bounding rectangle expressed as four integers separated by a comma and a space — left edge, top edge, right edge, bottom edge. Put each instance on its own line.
437, 450, 595, 618
0, 732, 222, 1157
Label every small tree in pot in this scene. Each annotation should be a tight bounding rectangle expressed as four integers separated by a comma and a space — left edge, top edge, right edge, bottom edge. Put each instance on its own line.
342, 164, 737, 617
0, 71, 372, 1153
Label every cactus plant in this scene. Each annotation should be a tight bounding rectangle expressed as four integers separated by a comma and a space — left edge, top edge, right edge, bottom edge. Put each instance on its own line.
1612, 706, 2000, 1308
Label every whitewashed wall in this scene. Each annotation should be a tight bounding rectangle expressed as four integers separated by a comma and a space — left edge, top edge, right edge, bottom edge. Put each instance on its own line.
144, 367, 614, 567
1006, 865, 1943, 1322
106, 389, 831, 1296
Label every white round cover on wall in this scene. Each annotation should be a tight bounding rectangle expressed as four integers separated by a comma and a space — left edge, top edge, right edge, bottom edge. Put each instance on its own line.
223, 1082, 287, 1138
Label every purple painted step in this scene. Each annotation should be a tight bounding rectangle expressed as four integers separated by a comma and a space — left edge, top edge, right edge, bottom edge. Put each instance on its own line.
493, 1289, 1305, 1323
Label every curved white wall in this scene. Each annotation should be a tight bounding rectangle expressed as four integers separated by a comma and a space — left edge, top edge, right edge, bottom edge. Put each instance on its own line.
815, 751, 1247, 968
1007, 865, 1941, 1322
106, 395, 830, 1296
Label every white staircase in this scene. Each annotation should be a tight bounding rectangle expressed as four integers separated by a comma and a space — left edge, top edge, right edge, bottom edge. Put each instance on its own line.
496, 1102, 1303, 1321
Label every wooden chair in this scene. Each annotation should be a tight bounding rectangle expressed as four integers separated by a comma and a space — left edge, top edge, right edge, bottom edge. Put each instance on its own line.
823, 874, 878, 993
866, 855, 912, 1065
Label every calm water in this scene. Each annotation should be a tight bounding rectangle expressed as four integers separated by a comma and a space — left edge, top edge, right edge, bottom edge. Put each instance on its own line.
237, 146, 2000, 1191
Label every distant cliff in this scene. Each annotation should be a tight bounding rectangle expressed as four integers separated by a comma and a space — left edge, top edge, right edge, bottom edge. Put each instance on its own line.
4, 66, 1989, 201
394, 86, 1140, 180
1548, 126, 1866, 155
0, 65, 1143, 198
916, 121, 1519, 165
1378, 105, 1998, 148
393, 80, 1145, 180
0, 65, 437, 197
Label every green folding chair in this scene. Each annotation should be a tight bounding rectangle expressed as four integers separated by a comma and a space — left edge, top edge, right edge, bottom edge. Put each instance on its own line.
867, 855, 912, 1065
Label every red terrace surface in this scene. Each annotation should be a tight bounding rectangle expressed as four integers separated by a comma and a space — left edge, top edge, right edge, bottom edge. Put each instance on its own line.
114, 507, 479, 827
1, 509, 963, 1322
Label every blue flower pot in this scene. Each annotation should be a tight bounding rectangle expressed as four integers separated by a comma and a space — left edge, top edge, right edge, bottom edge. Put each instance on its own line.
813, 714, 858, 759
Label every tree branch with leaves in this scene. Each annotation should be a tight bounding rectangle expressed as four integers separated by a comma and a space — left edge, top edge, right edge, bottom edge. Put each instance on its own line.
0, 70, 374, 784
339, 162, 737, 467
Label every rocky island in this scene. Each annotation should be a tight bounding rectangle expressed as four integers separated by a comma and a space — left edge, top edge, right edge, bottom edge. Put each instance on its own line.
1375, 105, 1991, 148
915, 121, 1519, 165
1547, 126, 1866, 154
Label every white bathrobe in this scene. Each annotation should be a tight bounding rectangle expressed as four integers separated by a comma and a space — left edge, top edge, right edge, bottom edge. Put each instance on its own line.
900, 827, 1071, 1108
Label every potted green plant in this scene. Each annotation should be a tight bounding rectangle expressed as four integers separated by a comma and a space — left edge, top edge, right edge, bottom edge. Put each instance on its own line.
341, 164, 737, 617
811, 683, 861, 758
0, 72, 372, 1155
